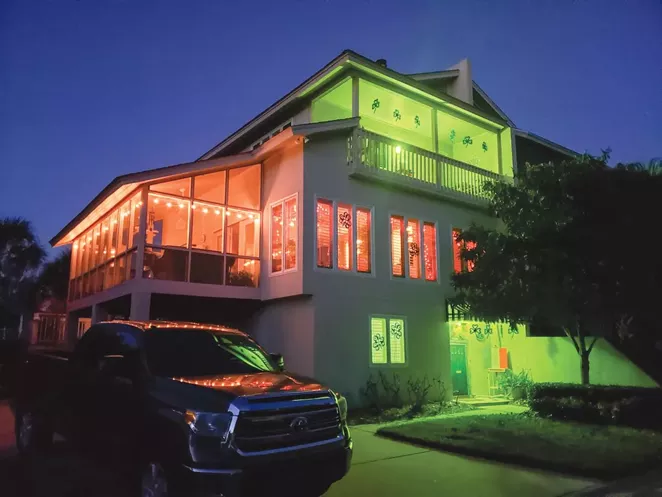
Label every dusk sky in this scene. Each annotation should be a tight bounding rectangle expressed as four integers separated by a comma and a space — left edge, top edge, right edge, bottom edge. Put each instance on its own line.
1, 0, 661, 256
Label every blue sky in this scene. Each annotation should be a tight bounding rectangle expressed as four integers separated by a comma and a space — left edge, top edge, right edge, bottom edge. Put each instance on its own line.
1, 0, 661, 253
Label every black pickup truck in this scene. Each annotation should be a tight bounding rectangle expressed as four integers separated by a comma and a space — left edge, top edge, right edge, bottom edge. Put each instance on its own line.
12, 320, 352, 497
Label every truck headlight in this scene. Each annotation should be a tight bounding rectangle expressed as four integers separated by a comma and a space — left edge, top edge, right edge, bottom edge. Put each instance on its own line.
185, 410, 232, 438
335, 393, 348, 421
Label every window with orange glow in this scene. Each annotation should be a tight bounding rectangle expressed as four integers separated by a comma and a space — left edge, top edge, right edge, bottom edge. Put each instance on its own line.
356, 208, 371, 273
337, 204, 353, 271
271, 203, 283, 272
284, 197, 297, 270
423, 223, 438, 281
452, 228, 475, 272
390, 216, 405, 277
392, 215, 438, 281
407, 219, 421, 279
316, 199, 333, 268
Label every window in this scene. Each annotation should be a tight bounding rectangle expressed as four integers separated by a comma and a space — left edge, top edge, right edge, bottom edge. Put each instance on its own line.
270, 194, 298, 274
316, 198, 373, 274
356, 208, 371, 273
452, 228, 475, 272
390, 215, 437, 281
146, 193, 190, 248
370, 316, 406, 365
337, 204, 352, 271
316, 199, 333, 268
228, 165, 260, 210
423, 223, 438, 281
193, 170, 226, 204
191, 202, 224, 252
150, 177, 191, 198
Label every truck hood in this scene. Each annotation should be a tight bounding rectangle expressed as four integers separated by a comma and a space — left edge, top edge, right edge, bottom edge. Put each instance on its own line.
171, 372, 328, 397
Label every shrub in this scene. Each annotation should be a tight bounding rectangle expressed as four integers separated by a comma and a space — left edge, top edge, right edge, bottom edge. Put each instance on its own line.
407, 375, 433, 413
378, 371, 403, 407
498, 369, 533, 399
359, 374, 380, 410
528, 383, 662, 430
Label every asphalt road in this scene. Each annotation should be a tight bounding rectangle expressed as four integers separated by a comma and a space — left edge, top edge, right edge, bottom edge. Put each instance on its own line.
0, 399, 596, 497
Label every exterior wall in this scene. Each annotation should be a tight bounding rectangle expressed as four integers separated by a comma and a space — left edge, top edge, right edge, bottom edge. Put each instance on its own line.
451, 323, 657, 396
249, 297, 316, 378
260, 141, 305, 300
302, 133, 497, 405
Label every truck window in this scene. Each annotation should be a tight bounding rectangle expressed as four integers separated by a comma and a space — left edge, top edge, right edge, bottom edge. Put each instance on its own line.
144, 329, 277, 378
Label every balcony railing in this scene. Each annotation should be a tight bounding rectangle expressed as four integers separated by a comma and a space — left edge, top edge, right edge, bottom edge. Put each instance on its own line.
347, 129, 504, 205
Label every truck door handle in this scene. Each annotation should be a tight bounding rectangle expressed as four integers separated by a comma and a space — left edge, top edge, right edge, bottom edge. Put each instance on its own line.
455, 370, 462, 374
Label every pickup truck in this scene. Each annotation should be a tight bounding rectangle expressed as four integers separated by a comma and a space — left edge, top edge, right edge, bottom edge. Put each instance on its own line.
12, 320, 352, 497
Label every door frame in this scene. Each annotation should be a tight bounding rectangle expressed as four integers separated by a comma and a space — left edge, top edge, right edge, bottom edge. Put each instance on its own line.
450, 341, 470, 396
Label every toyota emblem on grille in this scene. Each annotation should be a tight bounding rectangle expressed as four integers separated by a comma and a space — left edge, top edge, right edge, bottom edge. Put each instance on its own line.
290, 416, 308, 432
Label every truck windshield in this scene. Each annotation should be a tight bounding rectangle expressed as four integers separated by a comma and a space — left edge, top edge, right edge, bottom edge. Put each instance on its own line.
144, 329, 278, 377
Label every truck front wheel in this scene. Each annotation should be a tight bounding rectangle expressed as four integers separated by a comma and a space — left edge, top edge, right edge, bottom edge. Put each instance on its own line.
15, 410, 53, 455
141, 461, 171, 497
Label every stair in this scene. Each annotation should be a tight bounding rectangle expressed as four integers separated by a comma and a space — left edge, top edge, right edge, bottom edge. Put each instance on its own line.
457, 396, 511, 407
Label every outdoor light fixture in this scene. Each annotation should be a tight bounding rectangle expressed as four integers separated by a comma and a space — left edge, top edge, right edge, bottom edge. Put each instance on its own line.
395, 145, 402, 154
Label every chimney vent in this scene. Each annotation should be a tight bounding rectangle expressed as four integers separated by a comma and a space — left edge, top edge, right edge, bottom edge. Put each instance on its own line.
375, 58, 387, 68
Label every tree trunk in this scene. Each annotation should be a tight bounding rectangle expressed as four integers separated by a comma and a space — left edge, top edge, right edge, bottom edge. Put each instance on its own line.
580, 352, 590, 385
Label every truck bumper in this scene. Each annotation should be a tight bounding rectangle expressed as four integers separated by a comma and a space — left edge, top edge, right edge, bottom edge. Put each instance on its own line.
181, 440, 352, 497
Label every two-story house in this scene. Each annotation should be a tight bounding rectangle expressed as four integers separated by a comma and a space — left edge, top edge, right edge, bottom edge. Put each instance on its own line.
51, 50, 656, 404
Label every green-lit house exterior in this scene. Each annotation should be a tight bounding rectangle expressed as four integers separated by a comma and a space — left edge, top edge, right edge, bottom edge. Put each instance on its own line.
52, 51, 656, 405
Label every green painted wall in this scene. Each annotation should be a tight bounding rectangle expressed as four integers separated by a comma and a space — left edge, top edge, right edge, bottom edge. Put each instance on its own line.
449, 321, 657, 396
310, 78, 352, 123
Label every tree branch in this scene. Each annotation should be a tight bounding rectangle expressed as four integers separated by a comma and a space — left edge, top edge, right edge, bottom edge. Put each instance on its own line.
587, 336, 599, 354
563, 327, 580, 354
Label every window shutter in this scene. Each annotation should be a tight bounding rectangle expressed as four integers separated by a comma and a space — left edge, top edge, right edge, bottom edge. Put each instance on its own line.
284, 198, 297, 270
423, 222, 437, 281
370, 317, 387, 364
336, 204, 353, 271
271, 203, 283, 272
356, 208, 371, 273
389, 318, 406, 364
316, 199, 333, 268
390, 216, 405, 277
407, 219, 421, 279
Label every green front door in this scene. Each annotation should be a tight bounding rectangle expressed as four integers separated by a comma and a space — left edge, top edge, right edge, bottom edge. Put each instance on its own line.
450, 343, 468, 395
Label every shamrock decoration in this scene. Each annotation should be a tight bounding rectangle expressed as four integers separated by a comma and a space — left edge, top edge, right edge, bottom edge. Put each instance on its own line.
414, 115, 421, 128
372, 334, 386, 351
482, 141, 488, 152
371, 98, 380, 113
449, 129, 456, 142
469, 324, 483, 340
393, 109, 401, 121
408, 242, 420, 258
484, 323, 493, 336
508, 323, 520, 335
462, 136, 473, 147
390, 321, 403, 339
338, 211, 352, 229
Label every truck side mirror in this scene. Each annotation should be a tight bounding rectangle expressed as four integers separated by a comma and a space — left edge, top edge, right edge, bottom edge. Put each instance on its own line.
270, 353, 285, 371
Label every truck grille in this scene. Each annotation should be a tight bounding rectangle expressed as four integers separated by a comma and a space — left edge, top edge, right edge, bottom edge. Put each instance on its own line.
233, 403, 342, 454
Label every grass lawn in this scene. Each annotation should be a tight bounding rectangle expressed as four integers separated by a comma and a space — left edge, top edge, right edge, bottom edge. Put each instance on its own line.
377, 413, 662, 479
347, 401, 474, 425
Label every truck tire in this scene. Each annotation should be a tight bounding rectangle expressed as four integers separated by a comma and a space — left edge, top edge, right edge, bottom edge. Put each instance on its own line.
15, 409, 53, 455
140, 461, 172, 497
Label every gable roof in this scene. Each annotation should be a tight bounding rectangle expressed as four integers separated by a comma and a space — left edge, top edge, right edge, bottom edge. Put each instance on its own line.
197, 49, 510, 161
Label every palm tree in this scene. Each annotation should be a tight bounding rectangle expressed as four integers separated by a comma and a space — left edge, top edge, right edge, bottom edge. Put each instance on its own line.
0, 218, 46, 330
616, 157, 662, 175
37, 249, 71, 302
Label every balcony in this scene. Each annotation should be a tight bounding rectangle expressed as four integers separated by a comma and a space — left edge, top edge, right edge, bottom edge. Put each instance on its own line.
347, 130, 505, 206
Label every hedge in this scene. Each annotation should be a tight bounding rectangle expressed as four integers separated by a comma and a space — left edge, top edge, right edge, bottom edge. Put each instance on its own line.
528, 383, 662, 430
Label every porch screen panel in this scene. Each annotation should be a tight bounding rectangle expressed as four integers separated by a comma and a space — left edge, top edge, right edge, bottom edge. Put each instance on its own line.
407, 219, 420, 279
316, 199, 333, 268
389, 318, 406, 364
336, 204, 352, 271
423, 222, 437, 281
452, 229, 463, 273
390, 216, 405, 277
370, 317, 387, 364
356, 208, 371, 273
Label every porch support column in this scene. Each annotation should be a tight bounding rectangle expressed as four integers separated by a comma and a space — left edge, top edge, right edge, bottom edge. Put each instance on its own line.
65, 312, 79, 349
351, 76, 359, 118
130, 292, 151, 321
91, 304, 109, 325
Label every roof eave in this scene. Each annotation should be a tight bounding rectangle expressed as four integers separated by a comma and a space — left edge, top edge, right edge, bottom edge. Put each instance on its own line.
514, 129, 579, 158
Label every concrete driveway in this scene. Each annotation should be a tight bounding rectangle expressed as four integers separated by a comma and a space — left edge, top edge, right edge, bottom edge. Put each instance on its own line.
0, 399, 595, 496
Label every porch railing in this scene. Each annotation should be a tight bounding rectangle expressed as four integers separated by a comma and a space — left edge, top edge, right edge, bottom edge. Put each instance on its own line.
347, 129, 504, 204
